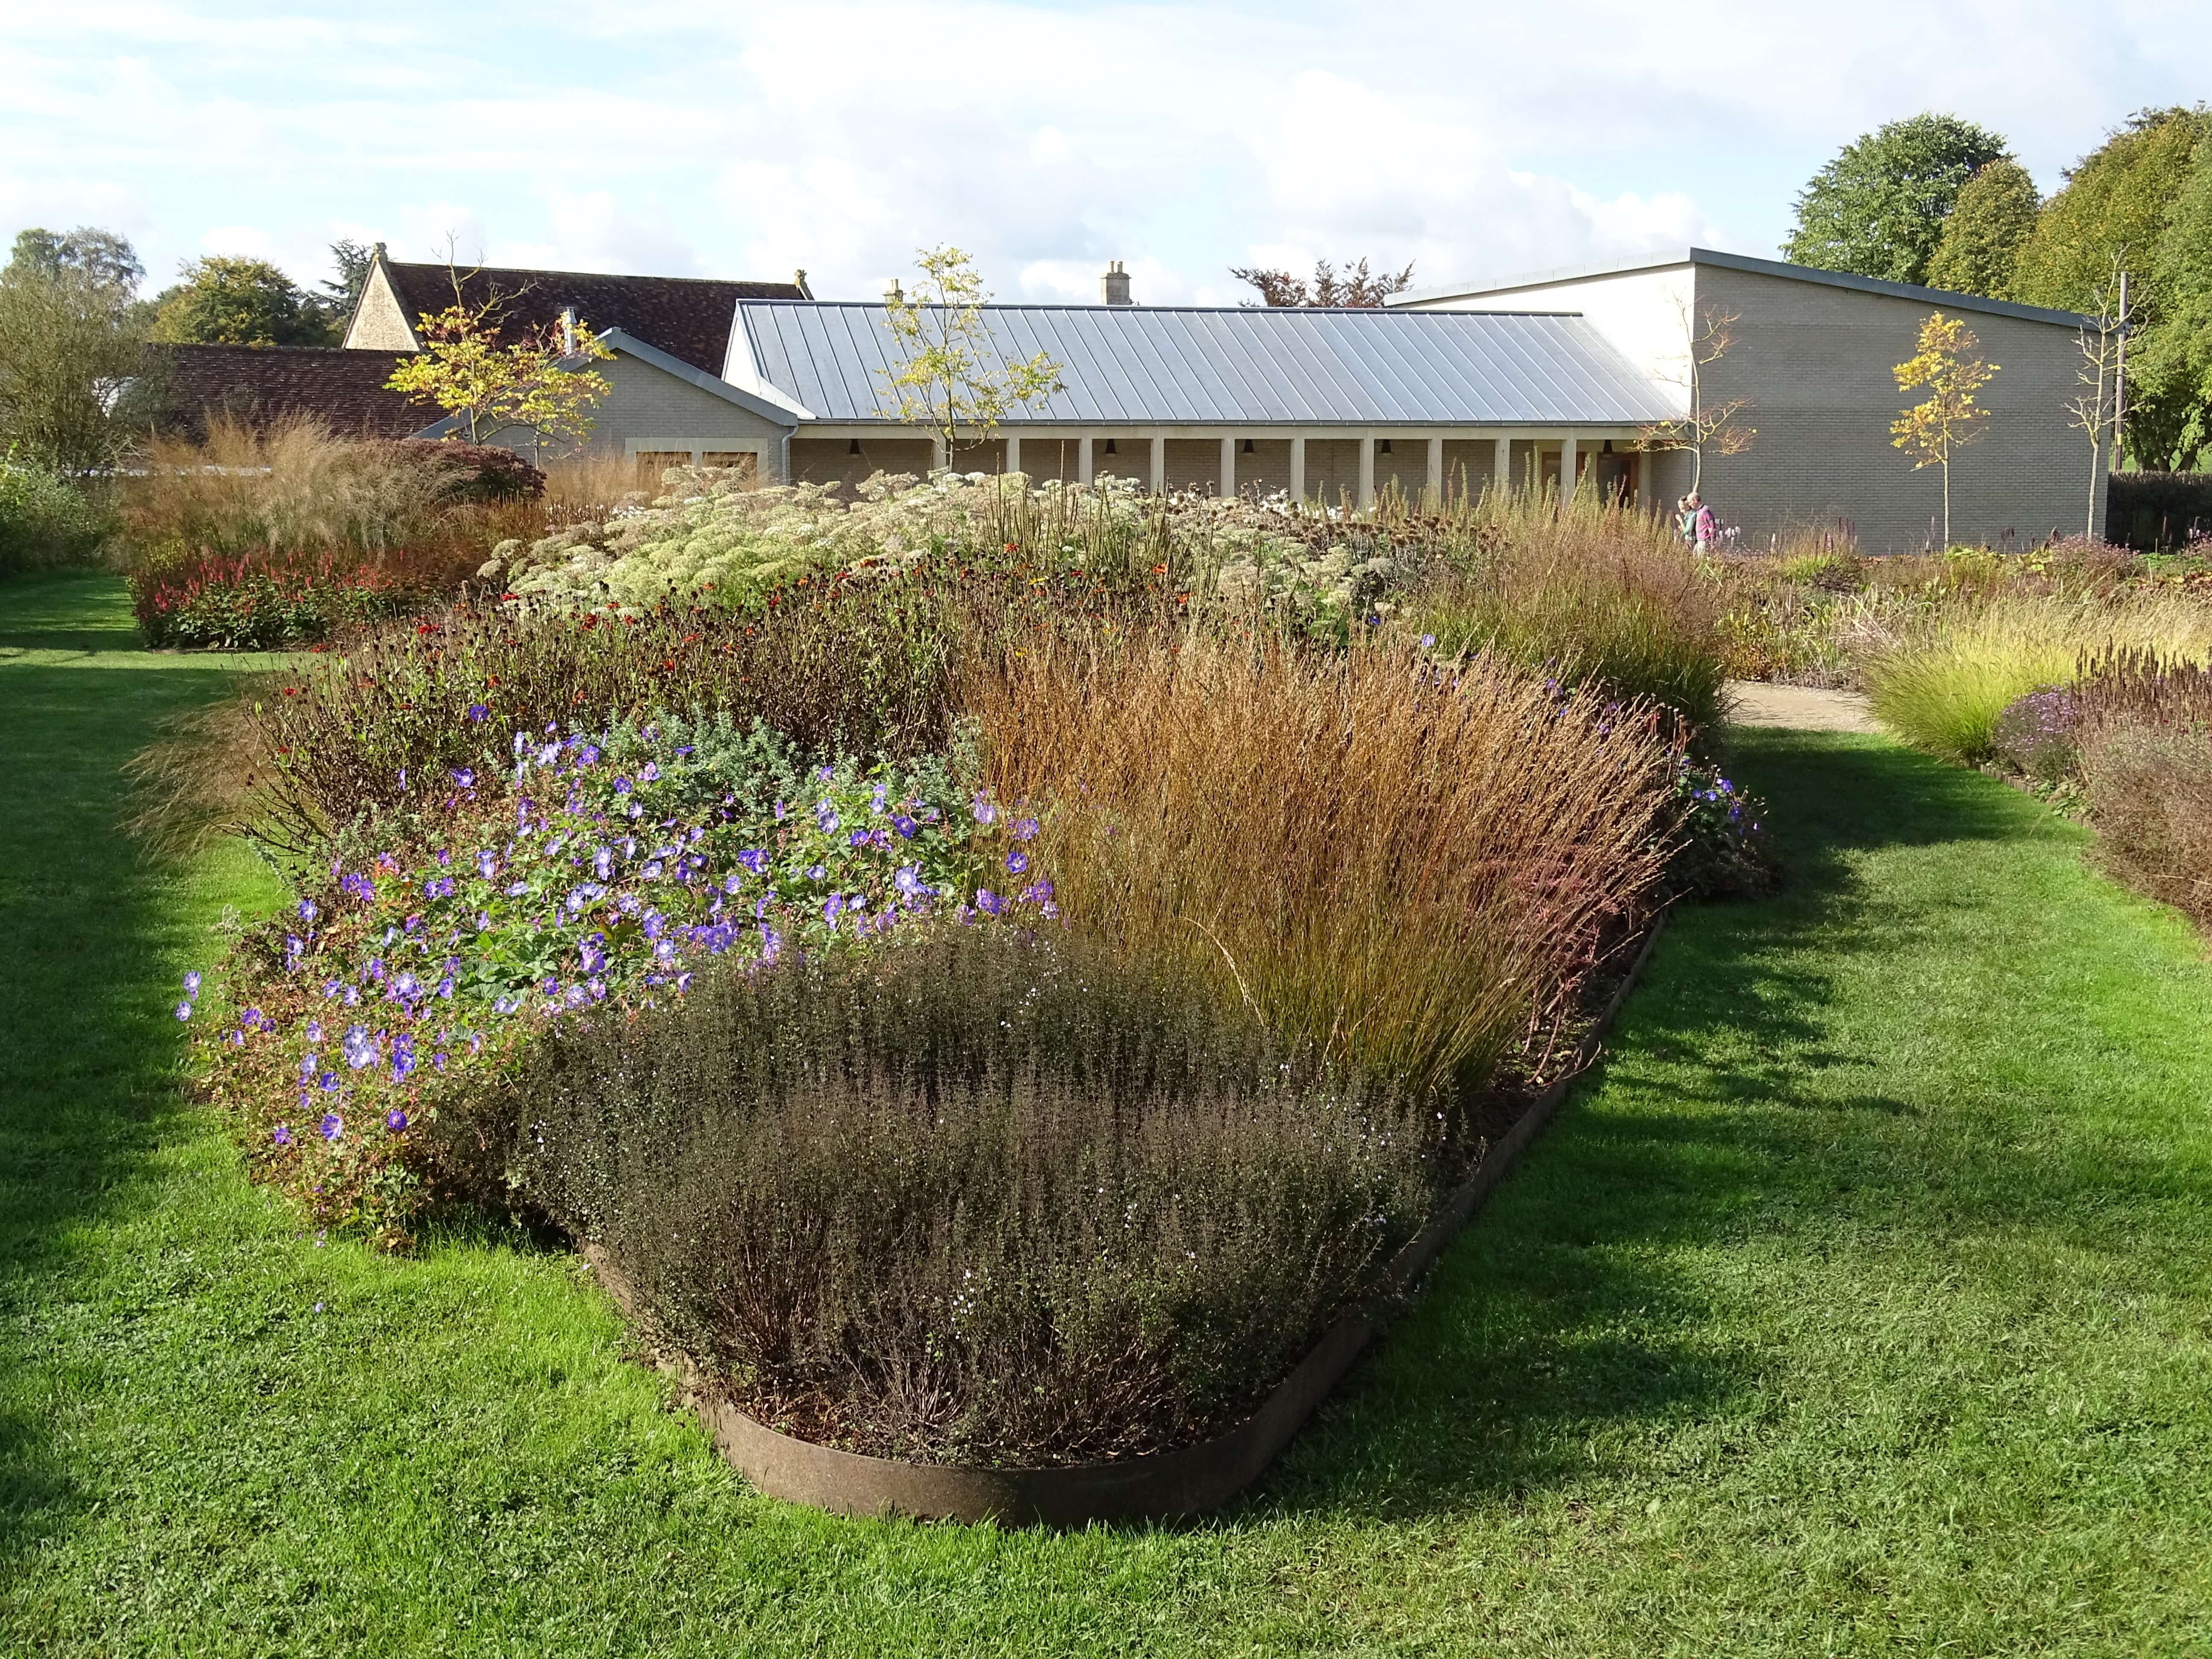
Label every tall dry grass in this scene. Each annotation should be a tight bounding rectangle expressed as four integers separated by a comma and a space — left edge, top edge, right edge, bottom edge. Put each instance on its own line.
970, 632, 1679, 1096
119, 415, 466, 568
1867, 591, 2212, 763
1403, 487, 1728, 730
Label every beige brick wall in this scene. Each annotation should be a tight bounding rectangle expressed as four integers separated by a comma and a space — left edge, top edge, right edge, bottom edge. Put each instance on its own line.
791, 436, 935, 487
575, 355, 794, 481
345, 264, 417, 352
1691, 266, 2098, 552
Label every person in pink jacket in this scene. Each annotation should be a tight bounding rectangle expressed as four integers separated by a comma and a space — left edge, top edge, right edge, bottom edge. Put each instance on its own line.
1685, 492, 1717, 550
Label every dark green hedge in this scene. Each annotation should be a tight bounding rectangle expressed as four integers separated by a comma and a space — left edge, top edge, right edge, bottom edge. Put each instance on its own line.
2106, 472, 2212, 552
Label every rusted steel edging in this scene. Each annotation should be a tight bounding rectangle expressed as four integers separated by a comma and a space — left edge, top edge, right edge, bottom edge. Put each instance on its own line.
591, 914, 1669, 1526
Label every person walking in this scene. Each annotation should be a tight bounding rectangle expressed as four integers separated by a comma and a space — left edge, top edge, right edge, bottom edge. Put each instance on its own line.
1685, 491, 1717, 550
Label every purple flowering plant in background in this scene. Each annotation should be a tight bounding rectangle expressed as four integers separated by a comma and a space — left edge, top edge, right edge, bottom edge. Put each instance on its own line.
182, 708, 1051, 1245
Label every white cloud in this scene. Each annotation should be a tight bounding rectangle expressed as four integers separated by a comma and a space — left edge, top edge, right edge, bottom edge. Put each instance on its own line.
5, 0, 2212, 308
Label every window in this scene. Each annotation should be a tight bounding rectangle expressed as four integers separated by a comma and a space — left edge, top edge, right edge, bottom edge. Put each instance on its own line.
635, 451, 693, 483
701, 451, 758, 483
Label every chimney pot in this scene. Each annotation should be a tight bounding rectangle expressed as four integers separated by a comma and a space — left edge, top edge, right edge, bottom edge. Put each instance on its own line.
1102, 260, 1133, 306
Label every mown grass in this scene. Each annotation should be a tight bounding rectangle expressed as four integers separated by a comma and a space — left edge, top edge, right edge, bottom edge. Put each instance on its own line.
6, 572, 2212, 1655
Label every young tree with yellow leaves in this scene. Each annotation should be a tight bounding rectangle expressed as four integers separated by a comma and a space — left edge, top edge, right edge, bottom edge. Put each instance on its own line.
878, 247, 1061, 469
1892, 311, 1999, 549
385, 270, 614, 459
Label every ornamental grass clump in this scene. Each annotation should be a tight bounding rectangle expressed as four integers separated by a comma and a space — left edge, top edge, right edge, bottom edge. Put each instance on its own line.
1403, 489, 1728, 729
502, 923, 1438, 1465
970, 633, 1680, 1097
1867, 591, 2212, 763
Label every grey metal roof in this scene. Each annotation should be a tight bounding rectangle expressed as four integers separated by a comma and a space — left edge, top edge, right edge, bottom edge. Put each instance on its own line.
733, 302, 1677, 426
1393, 246, 2093, 330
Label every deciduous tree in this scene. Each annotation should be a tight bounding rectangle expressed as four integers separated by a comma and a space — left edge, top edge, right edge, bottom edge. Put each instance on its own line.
877, 247, 1061, 467
1926, 159, 2041, 298
384, 270, 613, 455
0, 226, 148, 472
1635, 302, 1755, 496
1228, 257, 1415, 308
1784, 114, 2011, 286
150, 256, 337, 347
1892, 312, 1999, 549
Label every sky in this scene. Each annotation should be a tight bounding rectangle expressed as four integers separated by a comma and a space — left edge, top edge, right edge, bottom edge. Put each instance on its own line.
4, 0, 2210, 309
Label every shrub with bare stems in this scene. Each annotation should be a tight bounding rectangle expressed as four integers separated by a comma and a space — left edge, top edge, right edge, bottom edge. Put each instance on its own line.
969, 632, 1680, 1097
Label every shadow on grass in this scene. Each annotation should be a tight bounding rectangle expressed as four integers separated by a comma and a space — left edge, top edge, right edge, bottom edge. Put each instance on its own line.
0, 646, 256, 1570
0, 570, 146, 655
1230, 732, 2135, 1523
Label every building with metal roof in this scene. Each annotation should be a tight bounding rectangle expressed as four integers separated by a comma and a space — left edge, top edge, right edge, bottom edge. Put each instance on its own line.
723, 297, 1679, 505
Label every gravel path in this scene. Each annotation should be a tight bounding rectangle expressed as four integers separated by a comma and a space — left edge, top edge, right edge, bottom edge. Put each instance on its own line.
1725, 680, 1879, 733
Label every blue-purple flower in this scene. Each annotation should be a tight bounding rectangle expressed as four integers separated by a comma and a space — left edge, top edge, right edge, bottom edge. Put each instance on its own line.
320, 1113, 343, 1142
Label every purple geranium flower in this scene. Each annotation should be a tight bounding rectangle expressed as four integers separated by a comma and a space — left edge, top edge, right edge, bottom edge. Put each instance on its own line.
891, 813, 917, 839
1005, 850, 1028, 874
387, 1108, 408, 1132
466, 703, 489, 722
975, 888, 1004, 915
183, 970, 201, 998
272, 1124, 293, 1146
320, 1113, 343, 1142
737, 848, 768, 876
174, 1002, 192, 1021
1012, 817, 1039, 841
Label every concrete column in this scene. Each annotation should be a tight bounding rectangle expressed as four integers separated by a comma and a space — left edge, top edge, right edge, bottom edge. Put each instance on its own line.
1492, 434, 1510, 499
1290, 436, 1306, 506
1078, 436, 1094, 485
1426, 435, 1444, 506
1357, 436, 1375, 513
1150, 434, 1165, 495
1220, 436, 1236, 499
931, 436, 948, 472
1559, 433, 1578, 501
1004, 433, 1021, 476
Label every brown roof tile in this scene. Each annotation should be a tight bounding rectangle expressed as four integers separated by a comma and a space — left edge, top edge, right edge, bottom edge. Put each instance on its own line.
150, 344, 429, 439
381, 263, 806, 374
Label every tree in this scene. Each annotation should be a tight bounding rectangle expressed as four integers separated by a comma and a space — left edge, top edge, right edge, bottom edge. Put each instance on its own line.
1891, 312, 1999, 548
2064, 263, 2130, 538
0, 226, 148, 472
1229, 257, 1415, 308
323, 239, 373, 317
384, 271, 614, 454
150, 256, 338, 347
2010, 107, 2212, 467
1925, 159, 2041, 297
1784, 114, 2011, 285
1634, 301, 1755, 494
10, 227, 144, 293
2136, 132, 2212, 470
876, 247, 1061, 466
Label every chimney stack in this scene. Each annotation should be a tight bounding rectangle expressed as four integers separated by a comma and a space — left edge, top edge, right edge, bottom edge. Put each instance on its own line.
1102, 260, 1133, 306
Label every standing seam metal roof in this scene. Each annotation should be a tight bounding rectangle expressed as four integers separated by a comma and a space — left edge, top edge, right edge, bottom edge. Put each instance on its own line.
734, 302, 1678, 425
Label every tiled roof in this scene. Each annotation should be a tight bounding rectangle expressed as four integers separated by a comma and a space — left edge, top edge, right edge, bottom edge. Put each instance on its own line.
735, 303, 1679, 426
152, 344, 431, 439
382, 262, 808, 375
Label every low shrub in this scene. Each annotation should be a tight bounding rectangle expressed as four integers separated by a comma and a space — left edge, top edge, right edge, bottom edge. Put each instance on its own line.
369, 439, 546, 503
971, 633, 1679, 1095
1991, 687, 2082, 785
151, 579, 977, 859
1866, 592, 2212, 763
184, 710, 1042, 1243
0, 451, 108, 572
2073, 648, 2212, 930
502, 923, 1437, 1464
1664, 757, 1775, 899
130, 545, 466, 649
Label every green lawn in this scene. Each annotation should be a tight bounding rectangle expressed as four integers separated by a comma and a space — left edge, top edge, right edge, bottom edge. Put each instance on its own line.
5, 571, 2211, 1656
